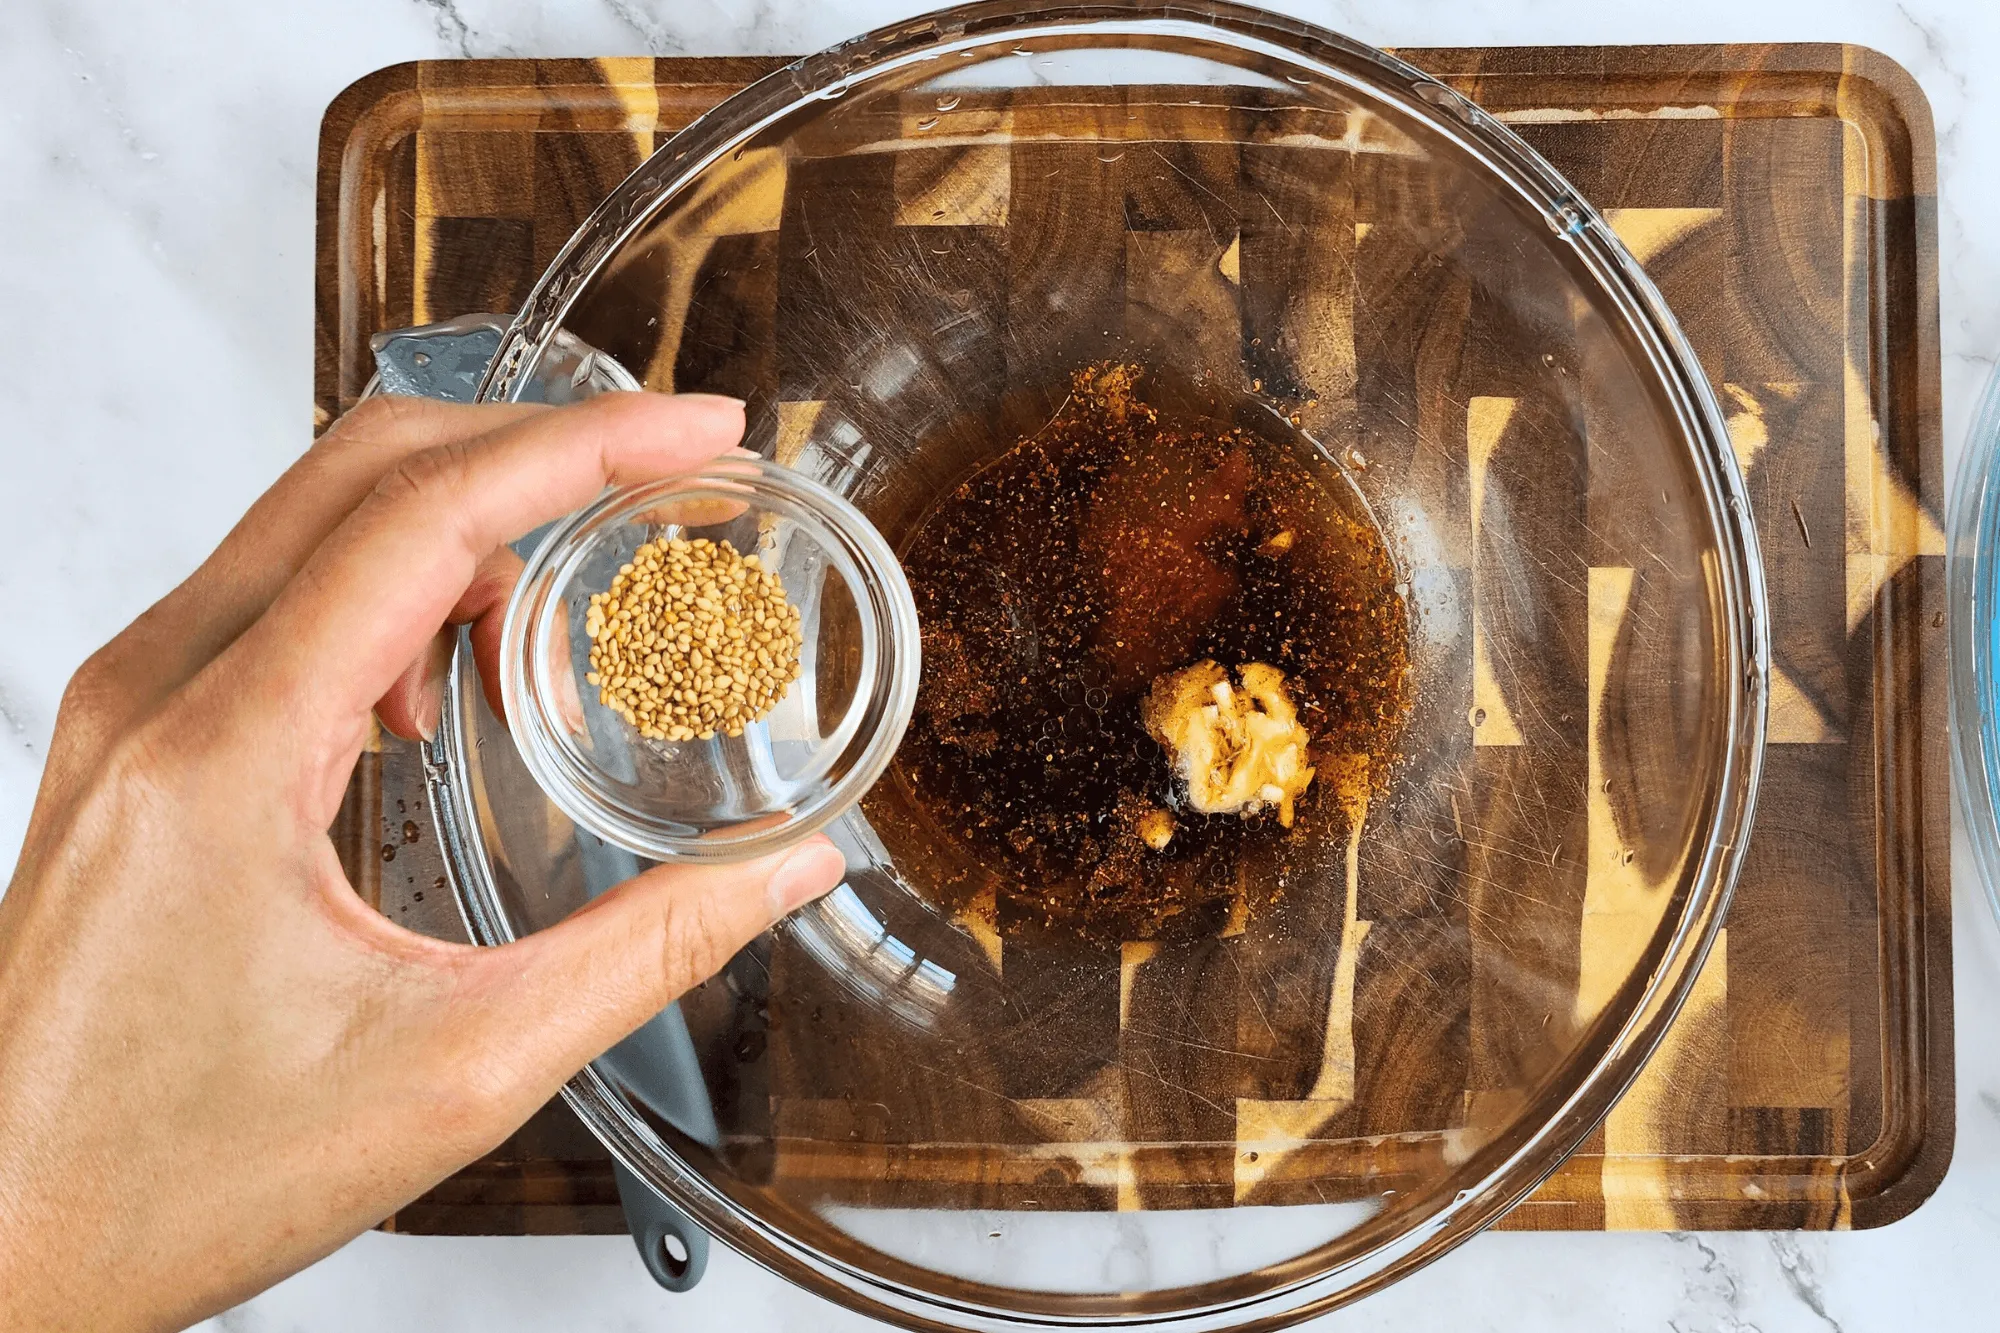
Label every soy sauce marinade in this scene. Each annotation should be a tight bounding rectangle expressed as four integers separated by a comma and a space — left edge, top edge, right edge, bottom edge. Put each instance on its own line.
883, 364, 1412, 940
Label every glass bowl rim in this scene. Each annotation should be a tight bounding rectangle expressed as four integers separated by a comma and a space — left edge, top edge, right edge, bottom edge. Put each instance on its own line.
432, 1, 1773, 1325
1948, 360, 2000, 930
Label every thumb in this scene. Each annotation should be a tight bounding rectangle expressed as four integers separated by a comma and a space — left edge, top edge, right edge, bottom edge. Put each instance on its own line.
467, 836, 846, 1097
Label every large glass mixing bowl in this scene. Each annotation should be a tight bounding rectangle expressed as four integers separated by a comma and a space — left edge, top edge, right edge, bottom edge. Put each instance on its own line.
431, 2, 1767, 1325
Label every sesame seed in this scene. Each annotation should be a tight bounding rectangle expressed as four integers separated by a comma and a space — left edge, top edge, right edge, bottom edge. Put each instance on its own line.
584, 535, 804, 742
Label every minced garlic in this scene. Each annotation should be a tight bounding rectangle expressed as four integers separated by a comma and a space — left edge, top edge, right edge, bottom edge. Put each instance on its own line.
1141, 660, 1315, 828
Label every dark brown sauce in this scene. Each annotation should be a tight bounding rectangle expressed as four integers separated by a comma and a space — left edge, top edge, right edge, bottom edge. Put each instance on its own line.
871, 364, 1411, 940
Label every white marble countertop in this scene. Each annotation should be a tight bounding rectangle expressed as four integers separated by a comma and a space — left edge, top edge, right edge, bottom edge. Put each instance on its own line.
3, 0, 1998, 1329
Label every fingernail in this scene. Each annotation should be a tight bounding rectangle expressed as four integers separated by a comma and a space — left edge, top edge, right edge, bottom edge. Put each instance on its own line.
415, 671, 444, 742
766, 839, 845, 916
677, 391, 747, 410
414, 630, 454, 743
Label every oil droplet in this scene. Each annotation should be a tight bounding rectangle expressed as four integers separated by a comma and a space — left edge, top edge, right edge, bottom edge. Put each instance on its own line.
1602, 778, 1612, 793
1345, 446, 1369, 471
935, 94, 961, 111
916, 115, 940, 131
1619, 848, 1635, 866
380, 844, 396, 863
402, 819, 420, 844
411, 350, 431, 368
1470, 706, 1487, 727
1933, 610, 1945, 627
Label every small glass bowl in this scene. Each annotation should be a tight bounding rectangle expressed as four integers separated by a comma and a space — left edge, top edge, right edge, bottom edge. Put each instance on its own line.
499, 455, 920, 862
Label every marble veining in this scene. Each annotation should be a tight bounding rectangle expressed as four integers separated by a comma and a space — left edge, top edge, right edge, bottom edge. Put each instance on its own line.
1, 1, 1997, 1330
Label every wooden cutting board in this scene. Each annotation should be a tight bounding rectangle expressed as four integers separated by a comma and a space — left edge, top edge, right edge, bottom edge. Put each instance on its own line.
318, 45, 1948, 1234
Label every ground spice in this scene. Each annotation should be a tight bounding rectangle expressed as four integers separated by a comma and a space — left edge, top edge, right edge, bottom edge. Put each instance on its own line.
583, 536, 804, 741
876, 363, 1412, 940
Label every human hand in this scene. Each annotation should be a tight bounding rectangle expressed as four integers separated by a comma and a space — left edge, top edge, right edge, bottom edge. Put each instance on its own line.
0, 394, 847, 1333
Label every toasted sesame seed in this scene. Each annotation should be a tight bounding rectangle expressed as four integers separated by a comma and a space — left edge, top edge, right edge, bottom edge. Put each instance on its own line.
584, 535, 803, 742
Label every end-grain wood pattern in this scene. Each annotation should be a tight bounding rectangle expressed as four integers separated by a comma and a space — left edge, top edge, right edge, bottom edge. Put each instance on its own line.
318, 44, 1947, 1235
